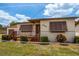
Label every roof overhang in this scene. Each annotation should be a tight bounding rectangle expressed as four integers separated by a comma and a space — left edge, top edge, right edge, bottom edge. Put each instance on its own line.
28, 16, 79, 22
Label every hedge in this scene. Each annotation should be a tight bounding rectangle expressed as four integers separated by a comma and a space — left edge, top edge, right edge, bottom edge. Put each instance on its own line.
2, 35, 11, 42
40, 36, 49, 45
20, 36, 28, 44
74, 36, 79, 43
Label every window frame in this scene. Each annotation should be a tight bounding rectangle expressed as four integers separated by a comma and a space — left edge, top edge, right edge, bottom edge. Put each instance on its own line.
20, 25, 33, 32
49, 21, 67, 32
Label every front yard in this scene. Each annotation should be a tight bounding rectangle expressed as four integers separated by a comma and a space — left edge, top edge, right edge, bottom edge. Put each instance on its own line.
0, 42, 79, 56
0, 34, 2, 41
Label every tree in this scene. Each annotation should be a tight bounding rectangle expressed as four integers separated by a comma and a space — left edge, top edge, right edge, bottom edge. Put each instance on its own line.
0, 24, 3, 29
0, 24, 3, 34
10, 21, 17, 26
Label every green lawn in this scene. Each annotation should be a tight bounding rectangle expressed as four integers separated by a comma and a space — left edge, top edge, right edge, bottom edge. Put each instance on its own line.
0, 34, 2, 38
0, 34, 2, 41
0, 42, 79, 56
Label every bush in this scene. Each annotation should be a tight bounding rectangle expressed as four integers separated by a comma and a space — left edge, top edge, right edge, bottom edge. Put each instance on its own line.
56, 34, 67, 43
2, 35, 11, 42
74, 36, 79, 43
20, 36, 28, 44
40, 36, 49, 45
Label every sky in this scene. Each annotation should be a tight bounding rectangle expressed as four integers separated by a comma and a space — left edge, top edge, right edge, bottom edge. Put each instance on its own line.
0, 3, 79, 26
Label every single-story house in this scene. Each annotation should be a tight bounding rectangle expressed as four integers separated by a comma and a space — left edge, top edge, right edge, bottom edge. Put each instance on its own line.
7, 17, 78, 42
75, 21, 79, 36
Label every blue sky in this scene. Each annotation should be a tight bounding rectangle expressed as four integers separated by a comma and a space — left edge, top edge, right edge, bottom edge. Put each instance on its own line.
0, 3, 79, 26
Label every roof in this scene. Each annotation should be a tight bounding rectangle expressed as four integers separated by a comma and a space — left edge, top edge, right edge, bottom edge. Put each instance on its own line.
15, 22, 30, 24
28, 17, 79, 22
8, 16, 79, 26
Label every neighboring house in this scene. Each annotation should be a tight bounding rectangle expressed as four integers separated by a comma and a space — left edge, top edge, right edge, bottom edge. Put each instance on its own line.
75, 23, 79, 36
7, 17, 77, 42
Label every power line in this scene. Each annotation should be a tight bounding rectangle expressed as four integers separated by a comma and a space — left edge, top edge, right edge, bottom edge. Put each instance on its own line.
32, 6, 45, 19
0, 5, 37, 9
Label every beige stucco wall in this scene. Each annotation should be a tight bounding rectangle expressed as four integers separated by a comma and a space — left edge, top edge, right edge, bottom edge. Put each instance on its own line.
40, 19, 75, 42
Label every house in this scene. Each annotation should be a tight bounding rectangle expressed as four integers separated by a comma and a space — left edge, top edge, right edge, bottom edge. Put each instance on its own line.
75, 24, 79, 36
7, 17, 78, 42
75, 20, 79, 36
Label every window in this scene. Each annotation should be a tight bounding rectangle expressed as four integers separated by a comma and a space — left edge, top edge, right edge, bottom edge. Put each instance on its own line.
50, 21, 67, 32
20, 25, 33, 32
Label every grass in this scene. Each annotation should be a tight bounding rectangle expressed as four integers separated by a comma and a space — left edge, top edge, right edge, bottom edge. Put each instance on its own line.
0, 34, 2, 38
0, 42, 79, 56
0, 34, 2, 41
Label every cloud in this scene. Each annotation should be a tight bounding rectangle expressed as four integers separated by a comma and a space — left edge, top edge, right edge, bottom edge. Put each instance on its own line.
0, 10, 18, 23
0, 10, 31, 26
43, 3, 79, 17
75, 10, 79, 15
15, 14, 31, 22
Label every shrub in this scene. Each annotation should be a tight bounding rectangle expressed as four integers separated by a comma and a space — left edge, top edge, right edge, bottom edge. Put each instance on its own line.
2, 35, 11, 42
20, 36, 28, 44
40, 36, 49, 45
40, 36, 49, 42
56, 34, 67, 43
74, 36, 79, 43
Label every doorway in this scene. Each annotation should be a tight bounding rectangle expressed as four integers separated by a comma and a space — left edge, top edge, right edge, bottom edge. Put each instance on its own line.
35, 24, 40, 42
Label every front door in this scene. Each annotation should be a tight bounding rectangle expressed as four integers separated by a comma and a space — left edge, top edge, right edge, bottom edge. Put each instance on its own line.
31, 24, 40, 42
35, 24, 40, 42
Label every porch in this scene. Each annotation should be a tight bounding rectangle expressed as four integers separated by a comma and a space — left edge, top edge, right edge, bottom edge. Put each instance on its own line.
7, 21, 41, 42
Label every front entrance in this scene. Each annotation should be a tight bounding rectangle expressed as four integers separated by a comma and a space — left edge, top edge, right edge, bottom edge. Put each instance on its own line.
31, 24, 40, 42
36, 24, 40, 40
